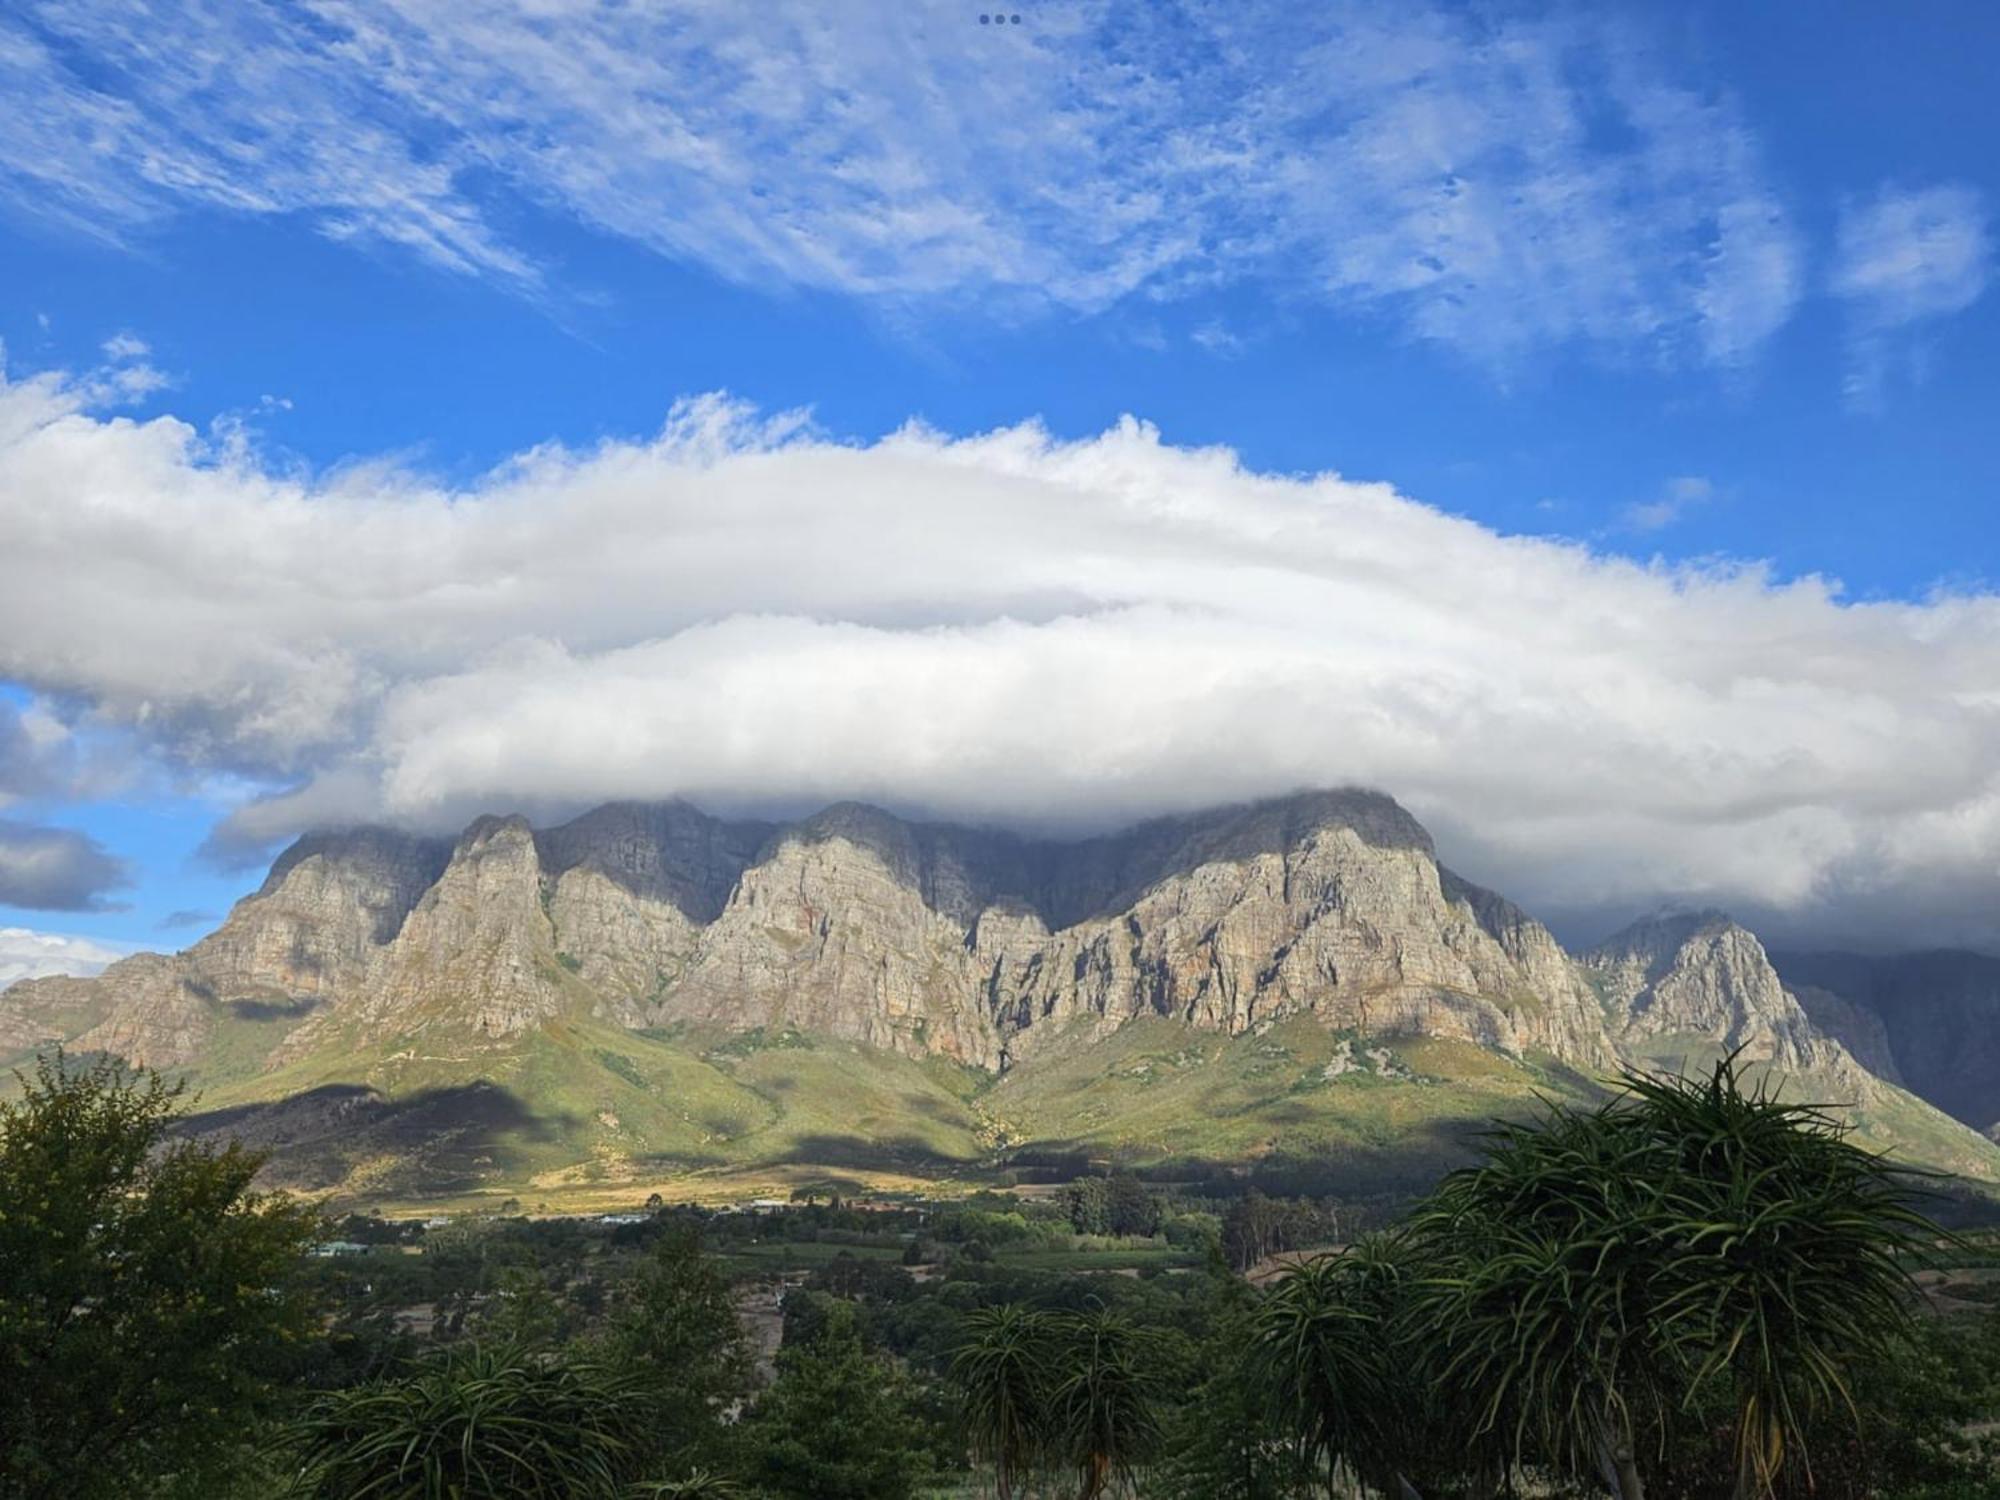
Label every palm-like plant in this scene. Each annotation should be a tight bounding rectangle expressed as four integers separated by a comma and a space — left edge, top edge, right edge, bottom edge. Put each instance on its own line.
1251, 1250, 1381, 1488
1407, 1056, 1939, 1500
1256, 1232, 1509, 1499
1048, 1308, 1161, 1500
950, 1303, 1056, 1500
1412, 1103, 1667, 1499
1627, 1062, 1938, 1500
288, 1341, 663, 1499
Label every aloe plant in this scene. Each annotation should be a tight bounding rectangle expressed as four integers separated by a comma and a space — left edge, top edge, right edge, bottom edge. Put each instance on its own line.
1047, 1308, 1163, 1500
289, 1341, 662, 1499
1404, 1056, 1938, 1500
950, 1303, 1057, 1500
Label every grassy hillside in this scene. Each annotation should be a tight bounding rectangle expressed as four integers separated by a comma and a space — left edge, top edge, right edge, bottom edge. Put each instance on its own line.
169, 1011, 1613, 1211
181, 1018, 993, 1213
119, 1007, 2000, 1212
1621, 1031, 2000, 1186
989, 1016, 1605, 1195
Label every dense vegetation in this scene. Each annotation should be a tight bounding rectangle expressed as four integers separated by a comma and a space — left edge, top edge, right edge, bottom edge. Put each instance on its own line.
2, 1050, 1997, 1497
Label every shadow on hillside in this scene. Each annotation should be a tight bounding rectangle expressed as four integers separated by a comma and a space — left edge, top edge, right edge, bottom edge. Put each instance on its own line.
779, 1131, 981, 1172
220, 996, 325, 1022
177, 1081, 565, 1198
999, 1113, 1506, 1200
900, 1089, 973, 1124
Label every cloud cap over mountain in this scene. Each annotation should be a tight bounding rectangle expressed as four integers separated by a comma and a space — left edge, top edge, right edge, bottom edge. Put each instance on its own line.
4, 365, 2000, 949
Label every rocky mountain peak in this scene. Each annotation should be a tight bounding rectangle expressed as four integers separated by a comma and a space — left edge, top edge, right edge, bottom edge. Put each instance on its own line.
0, 790, 1887, 1096
1583, 906, 1833, 1071
455, 812, 536, 852
533, 799, 770, 925
1590, 906, 1742, 966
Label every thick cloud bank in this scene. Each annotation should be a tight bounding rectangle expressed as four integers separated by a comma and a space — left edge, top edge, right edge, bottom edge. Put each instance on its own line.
2, 366, 1998, 947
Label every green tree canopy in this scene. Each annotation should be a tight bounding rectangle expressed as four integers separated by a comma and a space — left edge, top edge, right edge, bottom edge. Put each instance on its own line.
742, 1300, 939, 1500
600, 1222, 753, 1463
0, 1051, 319, 1500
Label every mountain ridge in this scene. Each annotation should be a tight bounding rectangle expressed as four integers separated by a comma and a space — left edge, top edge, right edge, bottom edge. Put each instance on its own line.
5, 789, 1996, 1203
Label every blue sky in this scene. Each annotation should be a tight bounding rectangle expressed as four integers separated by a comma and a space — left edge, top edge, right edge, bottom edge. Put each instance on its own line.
2, 0, 1998, 974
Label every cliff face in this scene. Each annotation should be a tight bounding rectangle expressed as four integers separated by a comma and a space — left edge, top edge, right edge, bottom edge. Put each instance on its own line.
1582, 911, 1838, 1072
630, 791, 1625, 1070
0, 827, 451, 1069
0, 793, 1913, 1113
539, 801, 772, 1024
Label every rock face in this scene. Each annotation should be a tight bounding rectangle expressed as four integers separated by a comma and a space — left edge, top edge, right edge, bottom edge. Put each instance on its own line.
539, 801, 771, 1025
0, 792, 1916, 1112
644, 791, 1623, 1070
1582, 910, 1836, 1072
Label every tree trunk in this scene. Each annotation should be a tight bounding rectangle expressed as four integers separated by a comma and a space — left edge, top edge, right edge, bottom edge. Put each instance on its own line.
1731, 1400, 1784, 1500
1595, 1435, 1645, 1500
1076, 1450, 1111, 1500
1614, 1447, 1645, 1500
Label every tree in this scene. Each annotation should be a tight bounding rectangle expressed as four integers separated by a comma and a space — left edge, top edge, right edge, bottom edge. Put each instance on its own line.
1252, 1233, 1488, 1499
1064, 1177, 1111, 1235
741, 1301, 938, 1500
1253, 1246, 1391, 1493
1623, 1062, 1938, 1500
1049, 1308, 1163, 1500
1407, 1057, 1939, 1500
481, 1263, 572, 1347
1155, 1273, 1310, 1500
0, 1051, 319, 1499
601, 1223, 754, 1468
1223, 1189, 1313, 1271
1102, 1173, 1161, 1237
950, 1303, 1055, 1500
1411, 1099, 1663, 1499
290, 1341, 660, 1498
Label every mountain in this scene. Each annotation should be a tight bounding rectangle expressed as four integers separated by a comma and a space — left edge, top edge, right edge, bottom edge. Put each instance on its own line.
5, 790, 1996, 1208
1770, 949, 2000, 1135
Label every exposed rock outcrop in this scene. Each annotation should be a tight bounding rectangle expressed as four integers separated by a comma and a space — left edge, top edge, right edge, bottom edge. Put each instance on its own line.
1580, 909, 1858, 1074
539, 801, 771, 1024
0, 793, 1934, 1127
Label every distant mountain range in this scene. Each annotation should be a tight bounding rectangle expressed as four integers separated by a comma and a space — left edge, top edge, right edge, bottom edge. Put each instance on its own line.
4, 790, 1996, 1207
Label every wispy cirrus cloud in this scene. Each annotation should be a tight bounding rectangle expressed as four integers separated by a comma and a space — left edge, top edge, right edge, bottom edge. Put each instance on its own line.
1622, 476, 1717, 534
1831, 182, 1992, 408
1, 0, 1800, 370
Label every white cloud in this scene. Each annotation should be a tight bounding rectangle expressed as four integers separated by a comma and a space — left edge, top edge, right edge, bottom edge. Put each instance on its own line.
0, 926, 129, 990
4, 366, 2000, 946
1, 1, 1800, 368
1832, 182, 1991, 406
